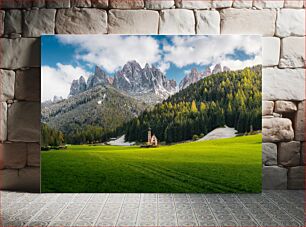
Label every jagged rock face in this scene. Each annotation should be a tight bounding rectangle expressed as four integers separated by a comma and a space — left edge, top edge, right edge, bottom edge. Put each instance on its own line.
79, 76, 87, 92
203, 66, 211, 77
223, 66, 231, 72
212, 64, 222, 74
69, 79, 80, 96
69, 76, 88, 96
179, 68, 203, 90
87, 66, 110, 89
113, 61, 176, 98
179, 65, 231, 90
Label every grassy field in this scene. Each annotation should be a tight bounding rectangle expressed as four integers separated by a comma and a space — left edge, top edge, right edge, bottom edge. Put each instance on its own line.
41, 134, 262, 193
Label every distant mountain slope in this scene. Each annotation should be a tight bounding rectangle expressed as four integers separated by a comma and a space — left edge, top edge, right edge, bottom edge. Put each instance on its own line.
123, 65, 262, 143
42, 85, 149, 143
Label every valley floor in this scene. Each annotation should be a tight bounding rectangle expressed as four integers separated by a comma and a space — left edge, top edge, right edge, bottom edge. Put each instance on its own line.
41, 134, 262, 193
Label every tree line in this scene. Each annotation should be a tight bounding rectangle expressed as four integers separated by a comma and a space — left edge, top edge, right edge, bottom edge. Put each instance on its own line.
41, 123, 64, 149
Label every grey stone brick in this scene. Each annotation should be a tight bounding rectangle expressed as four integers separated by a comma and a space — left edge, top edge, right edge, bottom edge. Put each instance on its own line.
0, 142, 27, 169
262, 166, 287, 189
8, 102, 40, 142
278, 141, 301, 167
262, 143, 277, 166
15, 68, 41, 101
0, 167, 40, 192
23, 9, 56, 37
4, 9, 22, 34
56, 8, 107, 34
0, 38, 40, 69
288, 166, 304, 189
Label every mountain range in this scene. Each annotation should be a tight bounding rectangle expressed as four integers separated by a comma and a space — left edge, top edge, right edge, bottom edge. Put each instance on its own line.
69, 61, 178, 103
68, 61, 231, 102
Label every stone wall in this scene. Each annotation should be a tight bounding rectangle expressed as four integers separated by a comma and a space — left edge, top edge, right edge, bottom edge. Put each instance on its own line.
0, 0, 305, 192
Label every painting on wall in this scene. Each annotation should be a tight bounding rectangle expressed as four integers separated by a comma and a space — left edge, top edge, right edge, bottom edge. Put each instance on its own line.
41, 35, 262, 193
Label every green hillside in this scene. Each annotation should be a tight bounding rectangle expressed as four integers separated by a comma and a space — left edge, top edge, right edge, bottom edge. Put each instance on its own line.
41, 85, 149, 144
123, 66, 262, 143
41, 134, 262, 193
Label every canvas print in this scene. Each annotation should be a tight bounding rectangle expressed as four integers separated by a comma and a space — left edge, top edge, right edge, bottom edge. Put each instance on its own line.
41, 35, 262, 193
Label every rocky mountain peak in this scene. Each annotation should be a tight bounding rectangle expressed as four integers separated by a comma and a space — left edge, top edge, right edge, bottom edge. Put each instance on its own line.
179, 64, 231, 91
212, 64, 222, 74
87, 66, 110, 89
179, 68, 203, 90
223, 66, 231, 72
203, 66, 211, 77
113, 60, 177, 100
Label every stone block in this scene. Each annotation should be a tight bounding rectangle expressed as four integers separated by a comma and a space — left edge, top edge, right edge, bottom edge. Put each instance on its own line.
159, 9, 195, 34
280, 37, 305, 68
0, 69, 15, 102
46, 0, 70, 8
294, 101, 305, 141
276, 9, 305, 37
32, 0, 46, 8
278, 141, 301, 167
262, 101, 274, 116
0, 38, 40, 69
145, 0, 175, 9
4, 9, 22, 34
288, 166, 304, 189
27, 143, 40, 167
109, 10, 159, 34
195, 10, 220, 34
275, 101, 297, 113
15, 68, 41, 102
284, 0, 304, 8
91, 0, 108, 8
212, 0, 232, 8
262, 68, 305, 101
220, 8, 276, 36
0, 167, 40, 192
8, 102, 40, 142
110, 0, 144, 8
175, 0, 212, 9
0, 10, 4, 35
0, 102, 7, 142
253, 0, 284, 8
262, 143, 277, 166
71, 0, 91, 7
262, 118, 294, 142
0, 0, 32, 9
0, 142, 27, 169
262, 166, 287, 189
56, 8, 107, 34
23, 9, 56, 37
301, 142, 305, 165
262, 37, 280, 66
232, 0, 253, 8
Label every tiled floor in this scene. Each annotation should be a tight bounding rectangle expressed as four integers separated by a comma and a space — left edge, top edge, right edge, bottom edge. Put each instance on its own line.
1, 190, 304, 226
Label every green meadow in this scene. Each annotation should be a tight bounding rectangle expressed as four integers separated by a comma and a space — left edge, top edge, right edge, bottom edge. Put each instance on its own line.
41, 134, 262, 193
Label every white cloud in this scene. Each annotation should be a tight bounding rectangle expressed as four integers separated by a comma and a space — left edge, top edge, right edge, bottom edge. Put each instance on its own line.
219, 55, 262, 71
42, 63, 90, 101
157, 61, 170, 74
163, 35, 262, 69
55, 35, 261, 75
57, 35, 161, 73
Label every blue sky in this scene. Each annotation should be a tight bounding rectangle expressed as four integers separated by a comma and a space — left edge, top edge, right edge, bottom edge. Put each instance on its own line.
41, 35, 262, 101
